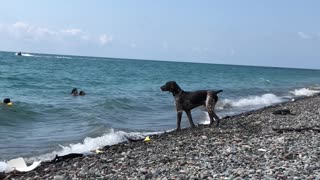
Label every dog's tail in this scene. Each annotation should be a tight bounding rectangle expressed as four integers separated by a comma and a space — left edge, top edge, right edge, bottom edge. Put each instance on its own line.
215, 90, 223, 94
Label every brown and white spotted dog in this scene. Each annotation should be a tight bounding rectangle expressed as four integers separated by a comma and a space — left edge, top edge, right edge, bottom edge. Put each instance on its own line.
161, 81, 223, 130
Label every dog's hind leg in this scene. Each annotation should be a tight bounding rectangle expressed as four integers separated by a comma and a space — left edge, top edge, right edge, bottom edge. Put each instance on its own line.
208, 104, 220, 127
212, 111, 221, 127
185, 110, 196, 128
208, 111, 215, 127
206, 91, 220, 127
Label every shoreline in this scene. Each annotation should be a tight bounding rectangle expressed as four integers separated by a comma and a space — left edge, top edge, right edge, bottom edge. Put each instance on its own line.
4, 94, 320, 179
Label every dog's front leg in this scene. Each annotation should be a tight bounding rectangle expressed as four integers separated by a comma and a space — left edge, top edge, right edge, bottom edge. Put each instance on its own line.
185, 110, 195, 128
176, 111, 182, 130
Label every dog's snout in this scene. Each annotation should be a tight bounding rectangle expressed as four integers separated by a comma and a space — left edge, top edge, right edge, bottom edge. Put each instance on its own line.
160, 85, 166, 91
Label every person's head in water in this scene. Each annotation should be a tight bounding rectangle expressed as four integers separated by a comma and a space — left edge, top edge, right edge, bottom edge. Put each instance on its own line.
3, 98, 13, 106
79, 90, 86, 96
71, 88, 78, 96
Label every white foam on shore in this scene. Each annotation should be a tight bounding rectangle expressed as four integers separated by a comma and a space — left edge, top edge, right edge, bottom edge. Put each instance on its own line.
202, 86, 319, 125
201, 93, 284, 125
58, 129, 127, 155
0, 161, 8, 173
220, 93, 282, 108
289, 88, 320, 97
26, 128, 162, 162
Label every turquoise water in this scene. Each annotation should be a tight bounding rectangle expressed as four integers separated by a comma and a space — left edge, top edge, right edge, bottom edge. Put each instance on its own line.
1, 51, 320, 162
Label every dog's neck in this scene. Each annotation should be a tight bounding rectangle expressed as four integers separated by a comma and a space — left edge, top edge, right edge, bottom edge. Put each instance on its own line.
171, 86, 183, 97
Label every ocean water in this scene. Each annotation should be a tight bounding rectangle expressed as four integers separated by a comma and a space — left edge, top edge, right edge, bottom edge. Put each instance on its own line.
1, 51, 320, 163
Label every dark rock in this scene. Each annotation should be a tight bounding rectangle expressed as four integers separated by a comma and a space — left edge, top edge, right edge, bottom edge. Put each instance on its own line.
51, 153, 84, 163
272, 109, 294, 115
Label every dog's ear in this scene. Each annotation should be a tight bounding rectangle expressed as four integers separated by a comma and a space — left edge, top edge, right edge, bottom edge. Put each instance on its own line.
169, 83, 175, 92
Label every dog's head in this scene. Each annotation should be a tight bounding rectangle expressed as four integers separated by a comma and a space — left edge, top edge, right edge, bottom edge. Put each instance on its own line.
161, 81, 180, 92
71, 88, 78, 96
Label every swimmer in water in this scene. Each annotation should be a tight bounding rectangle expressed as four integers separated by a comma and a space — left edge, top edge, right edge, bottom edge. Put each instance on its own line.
3, 98, 13, 106
79, 90, 86, 96
71, 88, 78, 96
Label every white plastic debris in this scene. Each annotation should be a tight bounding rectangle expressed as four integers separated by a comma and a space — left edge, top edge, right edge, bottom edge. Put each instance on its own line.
258, 148, 267, 152
6, 157, 41, 172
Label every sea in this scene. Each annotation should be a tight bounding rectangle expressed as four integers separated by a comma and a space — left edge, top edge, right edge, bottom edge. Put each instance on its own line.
1, 51, 320, 165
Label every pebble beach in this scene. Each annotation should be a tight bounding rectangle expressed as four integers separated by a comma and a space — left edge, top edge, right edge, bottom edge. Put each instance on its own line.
4, 94, 320, 179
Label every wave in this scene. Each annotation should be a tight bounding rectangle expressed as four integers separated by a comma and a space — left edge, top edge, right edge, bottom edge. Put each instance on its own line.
25, 128, 162, 163
1, 128, 164, 173
259, 77, 272, 83
0, 161, 10, 173
204, 86, 320, 124
0, 103, 39, 125
101, 97, 146, 111
218, 86, 319, 109
289, 88, 320, 97
54, 56, 72, 59
198, 93, 284, 125
220, 93, 282, 109
16, 53, 34, 57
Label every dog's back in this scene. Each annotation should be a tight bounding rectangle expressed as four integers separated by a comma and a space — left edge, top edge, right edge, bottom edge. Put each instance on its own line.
179, 90, 223, 111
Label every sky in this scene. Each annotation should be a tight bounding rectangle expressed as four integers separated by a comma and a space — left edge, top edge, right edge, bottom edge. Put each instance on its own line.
0, 0, 320, 69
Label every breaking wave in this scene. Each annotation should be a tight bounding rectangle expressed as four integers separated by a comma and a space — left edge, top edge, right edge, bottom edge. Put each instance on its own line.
221, 93, 282, 108
289, 88, 320, 97
26, 128, 162, 162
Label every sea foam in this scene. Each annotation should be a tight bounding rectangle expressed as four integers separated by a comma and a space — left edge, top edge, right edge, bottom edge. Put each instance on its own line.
221, 93, 282, 108
289, 88, 320, 97
26, 129, 161, 162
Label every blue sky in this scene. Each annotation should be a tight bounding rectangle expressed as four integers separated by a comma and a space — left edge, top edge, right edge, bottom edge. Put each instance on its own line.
1, 0, 320, 69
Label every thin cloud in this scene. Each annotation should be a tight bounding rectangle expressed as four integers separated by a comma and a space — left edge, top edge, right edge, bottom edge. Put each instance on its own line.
6, 22, 56, 41
61, 28, 83, 36
297, 32, 311, 39
99, 34, 113, 45
0, 21, 112, 45
13, 22, 30, 29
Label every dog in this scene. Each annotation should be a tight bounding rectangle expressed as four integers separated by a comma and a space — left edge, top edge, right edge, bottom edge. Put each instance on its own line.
161, 81, 223, 130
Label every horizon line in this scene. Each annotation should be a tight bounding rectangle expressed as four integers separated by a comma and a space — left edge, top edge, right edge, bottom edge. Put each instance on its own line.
1, 50, 319, 71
